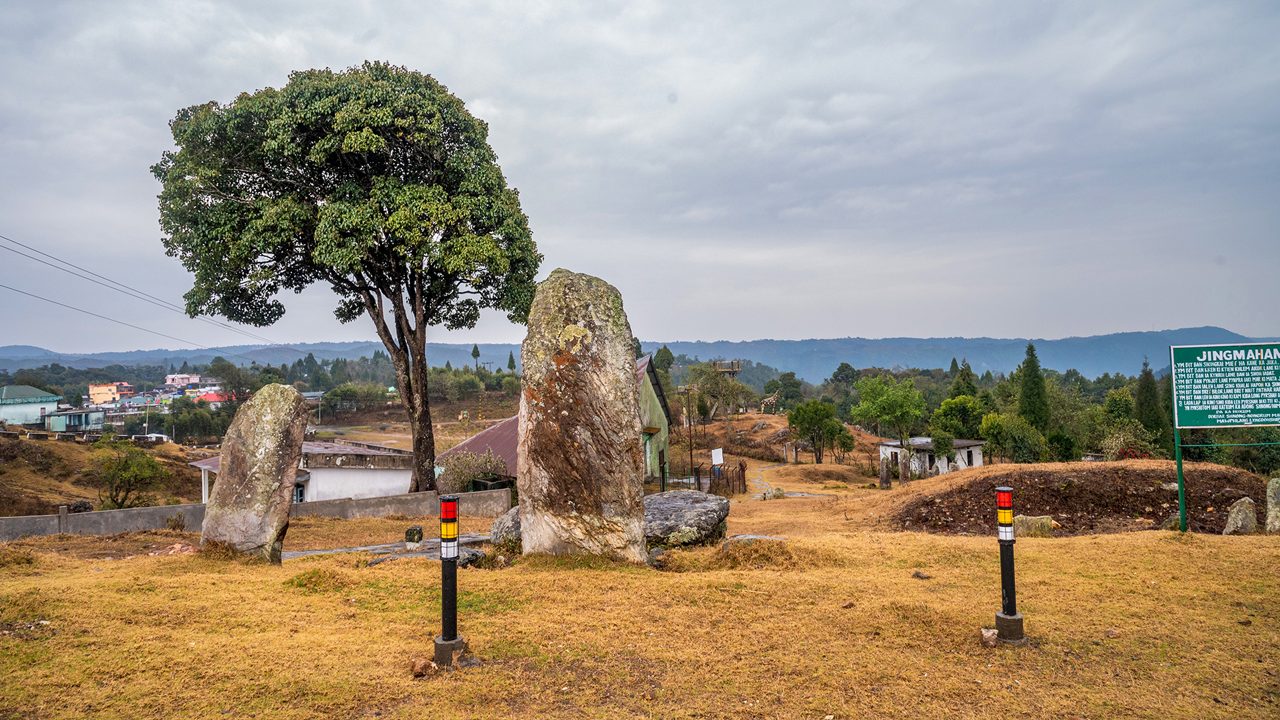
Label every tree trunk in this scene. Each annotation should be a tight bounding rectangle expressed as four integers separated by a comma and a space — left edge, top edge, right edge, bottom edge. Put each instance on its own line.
354, 275, 438, 493
404, 382, 436, 493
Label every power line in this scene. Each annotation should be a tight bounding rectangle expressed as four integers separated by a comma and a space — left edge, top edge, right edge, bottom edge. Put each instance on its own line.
0, 231, 313, 359
0, 231, 284, 346
0, 280, 279, 367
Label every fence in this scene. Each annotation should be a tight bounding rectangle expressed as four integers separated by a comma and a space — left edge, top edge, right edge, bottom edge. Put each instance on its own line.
702, 461, 748, 497
0, 487, 512, 542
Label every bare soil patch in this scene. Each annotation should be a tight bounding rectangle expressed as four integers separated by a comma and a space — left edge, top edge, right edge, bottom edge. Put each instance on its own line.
895, 460, 1268, 535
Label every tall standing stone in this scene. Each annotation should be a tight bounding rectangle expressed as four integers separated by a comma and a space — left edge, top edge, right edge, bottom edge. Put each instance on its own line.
517, 269, 646, 563
201, 384, 310, 564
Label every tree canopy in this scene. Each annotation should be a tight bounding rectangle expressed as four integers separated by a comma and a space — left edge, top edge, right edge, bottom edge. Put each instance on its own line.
850, 375, 924, 480
788, 400, 843, 464
153, 62, 540, 490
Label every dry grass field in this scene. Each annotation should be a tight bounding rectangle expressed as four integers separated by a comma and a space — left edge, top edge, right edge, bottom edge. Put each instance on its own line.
2, 461, 1278, 719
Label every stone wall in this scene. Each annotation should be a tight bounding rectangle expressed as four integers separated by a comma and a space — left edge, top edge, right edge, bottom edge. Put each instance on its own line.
0, 488, 512, 542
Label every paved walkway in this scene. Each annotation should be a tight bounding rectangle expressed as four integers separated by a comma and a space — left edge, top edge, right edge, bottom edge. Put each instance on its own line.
281, 533, 490, 561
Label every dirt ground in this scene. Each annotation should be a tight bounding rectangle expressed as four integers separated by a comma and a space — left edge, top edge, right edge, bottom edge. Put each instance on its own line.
2, 458, 1277, 719
895, 460, 1269, 535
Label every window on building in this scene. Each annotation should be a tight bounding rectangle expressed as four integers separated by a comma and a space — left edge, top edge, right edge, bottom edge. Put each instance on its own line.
293, 484, 306, 503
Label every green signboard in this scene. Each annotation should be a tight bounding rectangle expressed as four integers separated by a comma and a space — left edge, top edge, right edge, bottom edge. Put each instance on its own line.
1170, 342, 1280, 429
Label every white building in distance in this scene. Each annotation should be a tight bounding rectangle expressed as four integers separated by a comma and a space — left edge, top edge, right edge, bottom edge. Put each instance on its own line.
878, 437, 985, 476
190, 440, 413, 503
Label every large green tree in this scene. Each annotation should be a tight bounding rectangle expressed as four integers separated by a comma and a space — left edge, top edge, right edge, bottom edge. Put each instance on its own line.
1018, 343, 1050, 432
788, 400, 843, 464
153, 62, 540, 491
850, 375, 925, 481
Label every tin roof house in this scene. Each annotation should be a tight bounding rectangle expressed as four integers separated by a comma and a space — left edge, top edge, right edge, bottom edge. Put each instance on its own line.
0, 385, 62, 426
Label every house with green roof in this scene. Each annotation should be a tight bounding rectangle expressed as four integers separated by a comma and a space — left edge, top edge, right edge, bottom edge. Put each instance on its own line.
0, 385, 62, 426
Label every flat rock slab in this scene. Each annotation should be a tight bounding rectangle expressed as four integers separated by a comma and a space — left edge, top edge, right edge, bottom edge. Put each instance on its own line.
643, 490, 730, 547
493, 491, 733, 551
722, 534, 786, 548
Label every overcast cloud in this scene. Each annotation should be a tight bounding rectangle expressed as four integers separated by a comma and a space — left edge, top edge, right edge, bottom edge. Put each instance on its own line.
1, 1, 1276, 353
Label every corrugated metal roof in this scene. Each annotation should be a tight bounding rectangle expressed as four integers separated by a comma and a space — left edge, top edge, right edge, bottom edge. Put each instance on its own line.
879, 437, 985, 450
436, 416, 518, 477
189, 440, 406, 473
0, 385, 61, 403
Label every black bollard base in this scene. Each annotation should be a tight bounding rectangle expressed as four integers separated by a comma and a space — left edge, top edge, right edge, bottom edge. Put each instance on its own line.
433, 635, 469, 667
995, 612, 1026, 645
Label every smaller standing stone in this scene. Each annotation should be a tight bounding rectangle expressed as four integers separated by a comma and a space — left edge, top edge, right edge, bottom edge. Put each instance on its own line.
879, 458, 892, 490
1222, 497, 1258, 536
201, 384, 310, 563
1266, 479, 1280, 535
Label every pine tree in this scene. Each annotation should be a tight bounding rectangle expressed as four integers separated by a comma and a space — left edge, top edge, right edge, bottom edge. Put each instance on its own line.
1135, 359, 1171, 451
1018, 343, 1050, 432
948, 360, 978, 399
471, 344, 480, 370
507, 351, 517, 371
654, 345, 675, 372
948, 357, 960, 376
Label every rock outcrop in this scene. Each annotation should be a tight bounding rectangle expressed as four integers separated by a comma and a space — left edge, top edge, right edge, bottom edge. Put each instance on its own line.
200, 384, 309, 563
516, 269, 647, 563
1013, 514, 1057, 538
1222, 497, 1258, 536
643, 490, 730, 547
490, 506, 522, 551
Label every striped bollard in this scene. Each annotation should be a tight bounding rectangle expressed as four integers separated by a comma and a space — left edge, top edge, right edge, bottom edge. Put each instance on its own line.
433, 495, 468, 666
995, 486, 1026, 644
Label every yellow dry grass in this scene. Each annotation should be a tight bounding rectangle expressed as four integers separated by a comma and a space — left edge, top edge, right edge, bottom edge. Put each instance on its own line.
2, 480, 1278, 718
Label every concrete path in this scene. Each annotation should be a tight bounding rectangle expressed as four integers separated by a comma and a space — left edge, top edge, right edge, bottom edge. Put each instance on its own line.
282, 533, 489, 561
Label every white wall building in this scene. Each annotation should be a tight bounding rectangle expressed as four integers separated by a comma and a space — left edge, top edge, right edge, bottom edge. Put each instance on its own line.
165, 373, 201, 387
0, 385, 62, 425
191, 441, 413, 503
878, 437, 985, 476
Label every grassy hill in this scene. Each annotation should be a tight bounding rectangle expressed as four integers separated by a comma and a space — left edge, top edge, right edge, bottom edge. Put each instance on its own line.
0, 438, 201, 516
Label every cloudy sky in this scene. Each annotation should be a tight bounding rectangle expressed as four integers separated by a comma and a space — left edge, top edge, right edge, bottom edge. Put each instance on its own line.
1, 1, 1277, 353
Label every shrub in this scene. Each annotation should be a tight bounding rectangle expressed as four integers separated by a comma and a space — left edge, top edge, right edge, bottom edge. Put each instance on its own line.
437, 449, 508, 494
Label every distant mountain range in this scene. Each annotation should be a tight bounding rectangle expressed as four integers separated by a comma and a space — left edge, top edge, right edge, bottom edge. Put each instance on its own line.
0, 326, 1272, 382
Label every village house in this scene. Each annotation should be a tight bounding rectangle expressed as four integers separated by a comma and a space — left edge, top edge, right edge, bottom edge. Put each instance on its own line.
0, 385, 62, 425
190, 440, 414, 504
164, 373, 201, 388
878, 436, 985, 476
43, 408, 106, 433
87, 382, 135, 406
439, 355, 672, 482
